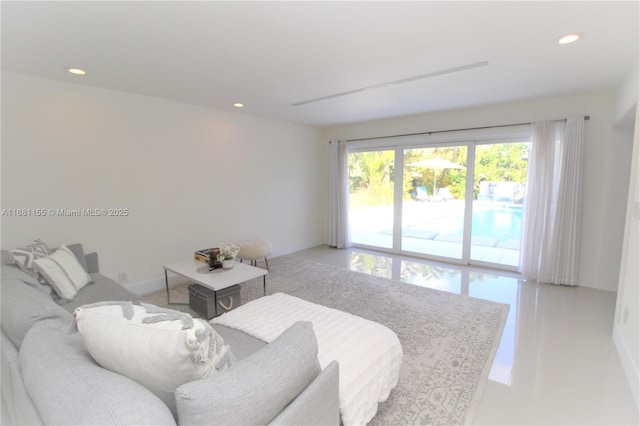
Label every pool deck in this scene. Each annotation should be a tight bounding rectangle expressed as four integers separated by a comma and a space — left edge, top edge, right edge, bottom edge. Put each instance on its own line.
350, 199, 521, 267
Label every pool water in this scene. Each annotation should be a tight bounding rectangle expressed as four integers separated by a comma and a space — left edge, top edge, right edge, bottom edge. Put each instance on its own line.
471, 206, 523, 241
406, 204, 524, 246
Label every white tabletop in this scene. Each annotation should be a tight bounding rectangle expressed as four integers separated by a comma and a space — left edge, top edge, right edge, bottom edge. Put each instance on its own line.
163, 259, 267, 291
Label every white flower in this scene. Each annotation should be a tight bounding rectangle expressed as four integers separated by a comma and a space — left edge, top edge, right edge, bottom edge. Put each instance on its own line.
219, 243, 239, 260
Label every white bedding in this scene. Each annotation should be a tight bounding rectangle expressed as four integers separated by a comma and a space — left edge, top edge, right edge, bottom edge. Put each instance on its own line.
211, 292, 403, 426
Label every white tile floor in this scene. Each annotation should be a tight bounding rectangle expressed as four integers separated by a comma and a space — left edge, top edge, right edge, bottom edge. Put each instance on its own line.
287, 245, 639, 425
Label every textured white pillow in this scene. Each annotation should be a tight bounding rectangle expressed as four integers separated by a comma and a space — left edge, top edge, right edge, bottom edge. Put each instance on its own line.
34, 244, 91, 300
74, 302, 235, 415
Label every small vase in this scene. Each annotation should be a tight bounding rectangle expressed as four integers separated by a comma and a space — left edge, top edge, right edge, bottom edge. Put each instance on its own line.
222, 259, 234, 269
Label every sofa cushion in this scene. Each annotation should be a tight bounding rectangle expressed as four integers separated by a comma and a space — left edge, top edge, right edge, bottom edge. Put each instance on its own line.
1, 330, 45, 425
20, 318, 176, 425
211, 324, 267, 361
175, 321, 321, 426
35, 244, 92, 301
74, 302, 235, 415
0, 276, 71, 348
1, 262, 52, 296
60, 272, 141, 312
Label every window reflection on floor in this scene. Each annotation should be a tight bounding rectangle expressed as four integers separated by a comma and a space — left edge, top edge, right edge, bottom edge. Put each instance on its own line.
469, 273, 518, 385
349, 250, 517, 385
350, 251, 393, 279
287, 245, 638, 423
400, 260, 462, 293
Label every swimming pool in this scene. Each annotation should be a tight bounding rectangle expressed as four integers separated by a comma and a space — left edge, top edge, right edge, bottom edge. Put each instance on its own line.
401, 203, 524, 247
471, 205, 523, 242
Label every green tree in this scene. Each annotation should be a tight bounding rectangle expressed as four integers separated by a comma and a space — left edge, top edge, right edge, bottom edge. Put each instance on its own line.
349, 151, 395, 206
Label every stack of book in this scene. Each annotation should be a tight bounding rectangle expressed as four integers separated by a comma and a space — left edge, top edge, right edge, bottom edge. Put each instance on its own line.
194, 248, 210, 263
194, 248, 222, 269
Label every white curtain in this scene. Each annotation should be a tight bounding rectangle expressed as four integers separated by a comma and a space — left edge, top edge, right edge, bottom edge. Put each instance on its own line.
328, 140, 351, 248
520, 117, 585, 285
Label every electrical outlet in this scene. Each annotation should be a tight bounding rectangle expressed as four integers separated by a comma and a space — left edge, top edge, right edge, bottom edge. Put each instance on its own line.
633, 202, 640, 221
118, 272, 128, 284
624, 307, 629, 324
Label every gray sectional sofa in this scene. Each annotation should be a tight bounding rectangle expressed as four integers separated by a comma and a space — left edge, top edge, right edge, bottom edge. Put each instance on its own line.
1, 243, 339, 425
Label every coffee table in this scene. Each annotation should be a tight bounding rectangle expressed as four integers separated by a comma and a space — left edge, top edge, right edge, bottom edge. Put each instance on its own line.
162, 259, 268, 305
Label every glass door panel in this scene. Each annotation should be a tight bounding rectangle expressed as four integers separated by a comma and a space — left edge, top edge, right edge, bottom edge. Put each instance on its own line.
348, 150, 395, 249
402, 146, 467, 260
470, 142, 529, 268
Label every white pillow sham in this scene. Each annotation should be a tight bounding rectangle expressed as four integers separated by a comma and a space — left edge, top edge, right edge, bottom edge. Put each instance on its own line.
34, 244, 92, 300
74, 302, 235, 415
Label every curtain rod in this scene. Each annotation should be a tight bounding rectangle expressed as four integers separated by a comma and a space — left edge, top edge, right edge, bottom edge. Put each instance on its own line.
341, 115, 590, 143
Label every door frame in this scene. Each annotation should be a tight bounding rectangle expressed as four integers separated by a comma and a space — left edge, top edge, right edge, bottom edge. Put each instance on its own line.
347, 127, 531, 271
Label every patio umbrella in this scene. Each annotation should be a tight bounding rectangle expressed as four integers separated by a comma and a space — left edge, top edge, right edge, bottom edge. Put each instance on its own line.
407, 156, 466, 197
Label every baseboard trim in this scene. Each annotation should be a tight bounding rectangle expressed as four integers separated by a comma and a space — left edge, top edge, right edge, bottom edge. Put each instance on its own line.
125, 277, 165, 296
270, 240, 322, 258
613, 324, 640, 410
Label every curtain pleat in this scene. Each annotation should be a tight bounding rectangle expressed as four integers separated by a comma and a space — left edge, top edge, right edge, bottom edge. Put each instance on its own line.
328, 140, 351, 248
521, 117, 585, 285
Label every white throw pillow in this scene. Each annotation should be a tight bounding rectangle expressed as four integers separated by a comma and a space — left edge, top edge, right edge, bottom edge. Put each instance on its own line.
34, 244, 91, 300
74, 302, 235, 415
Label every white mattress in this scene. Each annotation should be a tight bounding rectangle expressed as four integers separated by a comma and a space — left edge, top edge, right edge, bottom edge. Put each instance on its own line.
212, 292, 403, 426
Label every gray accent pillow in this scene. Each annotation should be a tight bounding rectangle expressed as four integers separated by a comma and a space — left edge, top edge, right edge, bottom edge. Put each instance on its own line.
175, 321, 321, 426
20, 319, 177, 425
66, 243, 89, 273
0, 276, 71, 348
10, 239, 50, 277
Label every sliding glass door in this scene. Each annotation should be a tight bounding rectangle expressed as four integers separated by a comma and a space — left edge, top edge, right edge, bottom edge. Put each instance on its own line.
402, 146, 468, 260
348, 140, 529, 271
470, 142, 529, 267
348, 150, 395, 249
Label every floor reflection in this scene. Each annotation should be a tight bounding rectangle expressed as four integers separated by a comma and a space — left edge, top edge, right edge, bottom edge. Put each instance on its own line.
349, 249, 518, 385
349, 251, 393, 279
288, 245, 638, 424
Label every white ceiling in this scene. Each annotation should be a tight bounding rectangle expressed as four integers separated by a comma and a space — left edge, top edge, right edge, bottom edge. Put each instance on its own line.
2, 1, 638, 127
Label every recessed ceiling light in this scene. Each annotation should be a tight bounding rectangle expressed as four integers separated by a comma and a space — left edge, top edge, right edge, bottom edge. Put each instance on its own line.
558, 33, 581, 45
67, 68, 86, 75
233, 103, 245, 108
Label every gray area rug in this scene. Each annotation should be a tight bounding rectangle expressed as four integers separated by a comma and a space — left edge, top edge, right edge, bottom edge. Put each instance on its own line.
146, 256, 508, 425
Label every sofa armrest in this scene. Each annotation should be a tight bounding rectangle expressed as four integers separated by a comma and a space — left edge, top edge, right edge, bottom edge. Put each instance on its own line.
1, 330, 45, 426
175, 322, 322, 426
84, 252, 99, 274
270, 360, 340, 426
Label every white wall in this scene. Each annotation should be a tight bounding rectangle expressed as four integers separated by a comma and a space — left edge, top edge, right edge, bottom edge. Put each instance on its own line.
613, 108, 639, 406
613, 59, 639, 407
614, 60, 639, 125
1, 72, 327, 289
322, 91, 633, 292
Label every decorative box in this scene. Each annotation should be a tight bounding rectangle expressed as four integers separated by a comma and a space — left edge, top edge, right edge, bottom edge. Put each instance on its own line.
188, 284, 216, 319
214, 285, 241, 316
188, 284, 241, 319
